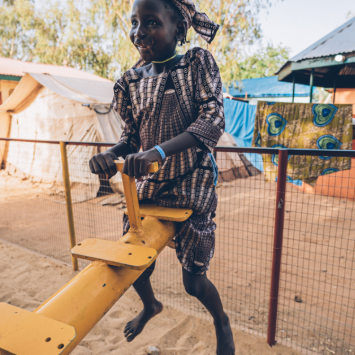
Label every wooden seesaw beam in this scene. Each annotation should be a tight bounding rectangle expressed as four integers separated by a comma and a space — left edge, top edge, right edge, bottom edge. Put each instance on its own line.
0, 160, 192, 355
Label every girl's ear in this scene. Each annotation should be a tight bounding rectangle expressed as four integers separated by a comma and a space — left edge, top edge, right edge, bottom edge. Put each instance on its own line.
176, 18, 188, 43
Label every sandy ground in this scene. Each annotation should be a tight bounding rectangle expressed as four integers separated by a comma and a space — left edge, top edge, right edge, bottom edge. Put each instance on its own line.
1, 169, 355, 354
0, 239, 303, 355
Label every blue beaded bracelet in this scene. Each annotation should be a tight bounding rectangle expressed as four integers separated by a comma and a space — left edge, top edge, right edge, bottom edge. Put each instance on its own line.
154, 145, 166, 160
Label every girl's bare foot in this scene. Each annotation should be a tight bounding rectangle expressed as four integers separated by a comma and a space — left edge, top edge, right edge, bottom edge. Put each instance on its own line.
215, 313, 235, 355
124, 300, 163, 342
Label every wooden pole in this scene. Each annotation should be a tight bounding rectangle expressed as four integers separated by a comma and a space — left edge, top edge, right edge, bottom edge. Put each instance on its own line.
333, 74, 337, 104
309, 69, 314, 103
292, 73, 296, 103
267, 149, 288, 346
60, 141, 79, 271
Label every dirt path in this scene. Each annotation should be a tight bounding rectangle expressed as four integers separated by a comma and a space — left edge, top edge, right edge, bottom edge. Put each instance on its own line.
1, 170, 355, 354
0, 240, 302, 355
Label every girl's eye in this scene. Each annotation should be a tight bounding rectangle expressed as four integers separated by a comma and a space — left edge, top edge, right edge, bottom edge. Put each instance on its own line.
148, 20, 157, 26
131, 20, 138, 26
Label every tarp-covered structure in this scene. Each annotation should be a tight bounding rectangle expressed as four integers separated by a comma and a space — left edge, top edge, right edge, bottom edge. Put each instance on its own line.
0, 73, 124, 202
277, 17, 355, 89
275, 17, 355, 200
226, 76, 311, 104
217, 131, 261, 181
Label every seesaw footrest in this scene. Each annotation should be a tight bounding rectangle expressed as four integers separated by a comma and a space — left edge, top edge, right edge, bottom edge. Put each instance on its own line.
0, 303, 76, 355
71, 239, 157, 270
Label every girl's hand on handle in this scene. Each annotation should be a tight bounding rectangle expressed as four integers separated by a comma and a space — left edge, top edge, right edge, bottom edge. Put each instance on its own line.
120, 132, 205, 177
89, 151, 118, 177
122, 149, 162, 177
89, 142, 133, 177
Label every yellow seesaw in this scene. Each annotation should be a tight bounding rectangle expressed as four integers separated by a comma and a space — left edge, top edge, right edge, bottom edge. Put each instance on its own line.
0, 161, 192, 355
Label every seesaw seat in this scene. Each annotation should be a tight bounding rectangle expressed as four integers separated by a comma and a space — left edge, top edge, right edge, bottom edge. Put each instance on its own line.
71, 239, 157, 270
0, 303, 76, 355
72, 205, 192, 267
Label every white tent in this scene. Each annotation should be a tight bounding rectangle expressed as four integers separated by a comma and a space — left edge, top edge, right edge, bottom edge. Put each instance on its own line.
217, 132, 261, 181
0, 73, 124, 202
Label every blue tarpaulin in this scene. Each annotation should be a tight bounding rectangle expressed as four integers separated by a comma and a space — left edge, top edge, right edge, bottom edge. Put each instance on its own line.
224, 98, 256, 147
226, 76, 310, 98
223, 98, 263, 171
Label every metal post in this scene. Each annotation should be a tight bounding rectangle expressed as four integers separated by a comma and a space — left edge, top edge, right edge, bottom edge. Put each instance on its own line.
267, 149, 288, 346
333, 75, 337, 104
60, 141, 79, 271
309, 69, 314, 103
292, 73, 296, 103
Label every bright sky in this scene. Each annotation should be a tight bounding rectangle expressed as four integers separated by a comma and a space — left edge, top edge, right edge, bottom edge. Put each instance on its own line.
257, 0, 355, 57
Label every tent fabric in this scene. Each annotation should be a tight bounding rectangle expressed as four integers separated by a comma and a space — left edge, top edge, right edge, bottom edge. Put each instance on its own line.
217, 132, 260, 181
0, 56, 112, 82
0, 74, 42, 113
29, 73, 115, 104
7, 87, 98, 186
223, 98, 263, 172
1, 74, 124, 202
226, 76, 310, 98
95, 104, 125, 143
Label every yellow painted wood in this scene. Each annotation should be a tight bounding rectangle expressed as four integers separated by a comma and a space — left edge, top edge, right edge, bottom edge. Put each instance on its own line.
121, 173, 142, 230
60, 142, 78, 271
0, 303, 76, 355
71, 239, 157, 270
114, 160, 159, 174
35, 217, 176, 355
114, 160, 162, 230
125, 204, 193, 222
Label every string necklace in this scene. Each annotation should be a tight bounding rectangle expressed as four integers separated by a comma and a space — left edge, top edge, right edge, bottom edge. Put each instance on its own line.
152, 53, 177, 64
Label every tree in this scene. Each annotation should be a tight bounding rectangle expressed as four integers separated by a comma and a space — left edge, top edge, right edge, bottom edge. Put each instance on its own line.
187, 0, 277, 84
32, 1, 113, 77
0, 0, 288, 83
238, 44, 290, 80
90, 0, 286, 83
0, 0, 113, 76
0, 0, 36, 59
83, 0, 141, 79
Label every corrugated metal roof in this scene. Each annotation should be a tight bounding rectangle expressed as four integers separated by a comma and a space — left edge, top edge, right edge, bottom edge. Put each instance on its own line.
291, 17, 355, 62
226, 76, 310, 98
0, 57, 110, 82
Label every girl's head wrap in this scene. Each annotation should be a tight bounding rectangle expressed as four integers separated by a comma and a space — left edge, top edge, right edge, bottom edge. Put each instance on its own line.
171, 0, 219, 43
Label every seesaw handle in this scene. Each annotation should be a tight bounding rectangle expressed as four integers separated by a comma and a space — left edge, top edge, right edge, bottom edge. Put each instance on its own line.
114, 160, 159, 174
113, 160, 159, 230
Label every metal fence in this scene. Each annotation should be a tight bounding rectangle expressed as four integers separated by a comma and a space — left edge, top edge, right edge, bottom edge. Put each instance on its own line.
0, 138, 354, 355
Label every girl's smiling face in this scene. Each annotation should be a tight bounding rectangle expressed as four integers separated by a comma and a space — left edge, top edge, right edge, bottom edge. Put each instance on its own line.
130, 0, 186, 62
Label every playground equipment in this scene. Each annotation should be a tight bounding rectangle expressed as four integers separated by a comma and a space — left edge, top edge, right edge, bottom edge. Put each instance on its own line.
0, 160, 192, 355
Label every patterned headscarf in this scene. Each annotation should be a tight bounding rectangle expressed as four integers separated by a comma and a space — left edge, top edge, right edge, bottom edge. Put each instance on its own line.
171, 0, 219, 43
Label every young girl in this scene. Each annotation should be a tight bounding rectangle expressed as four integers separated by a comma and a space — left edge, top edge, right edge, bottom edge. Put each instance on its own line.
89, 0, 235, 353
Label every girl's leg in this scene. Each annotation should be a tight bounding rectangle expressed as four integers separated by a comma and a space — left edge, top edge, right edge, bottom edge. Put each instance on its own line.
182, 267, 235, 355
124, 262, 163, 342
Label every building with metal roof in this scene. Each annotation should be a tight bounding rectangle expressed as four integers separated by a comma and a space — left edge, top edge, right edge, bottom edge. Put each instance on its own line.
276, 17, 355, 102
226, 76, 311, 104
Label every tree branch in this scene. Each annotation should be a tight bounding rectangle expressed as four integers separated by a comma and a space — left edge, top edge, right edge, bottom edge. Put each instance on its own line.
113, 0, 130, 36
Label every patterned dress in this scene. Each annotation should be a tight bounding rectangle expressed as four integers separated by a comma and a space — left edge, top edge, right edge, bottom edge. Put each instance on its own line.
112, 47, 224, 274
